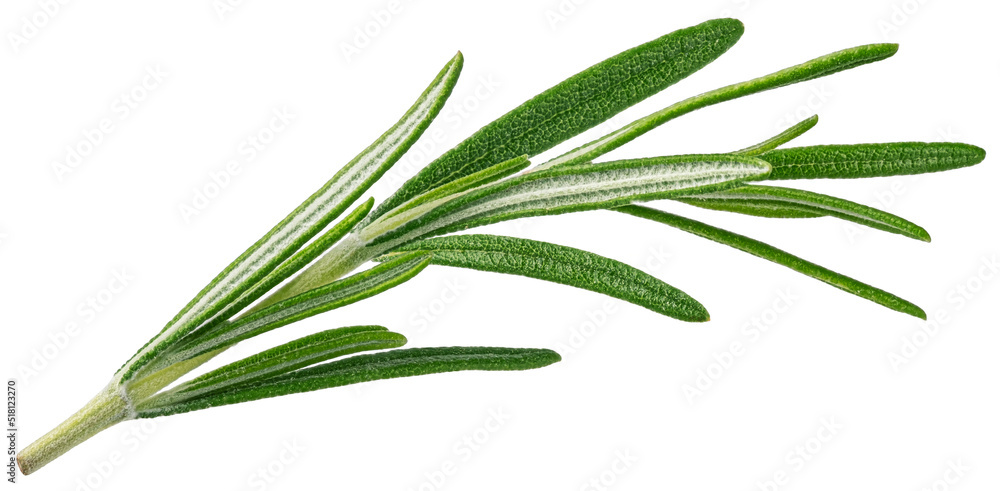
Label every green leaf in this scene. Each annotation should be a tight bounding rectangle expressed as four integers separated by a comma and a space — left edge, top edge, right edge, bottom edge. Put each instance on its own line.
376, 155, 531, 225
204, 198, 374, 324
161, 252, 431, 365
678, 196, 823, 219
383, 234, 709, 322
676, 184, 931, 241
267, 156, 526, 306
367, 18, 746, 223
539, 44, 898, 169
362, 154, 772, 248
118, 53, 464, 382
276, 155, 526, 302
136, 347, 561, 418
737, 115, 819, 156
759, 142, 987, 180
148, 326, 406, 406
616, 205, 926, 319
131, 200, 376, 379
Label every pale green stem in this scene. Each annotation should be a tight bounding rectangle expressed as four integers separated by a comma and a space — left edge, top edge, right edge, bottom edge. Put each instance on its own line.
19, 232, 376, 475
124, 350, 225, 401
255, 234, 374, 310
17, 350, 224, 476
16, 384, 130, 476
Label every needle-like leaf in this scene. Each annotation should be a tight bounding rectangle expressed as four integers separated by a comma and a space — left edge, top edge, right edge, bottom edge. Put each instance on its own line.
162, 252, 431, 364
679, 197, 823, 219
675, 184, 931, 241
383, 234, 709, 321
363, 154, 771, 248
539, 44, 898, 169
136, 347, 561, 418
737, 115, 819, 156
130, 199, 376, 379
367, 18, 746, 222
117, 53, 464, 382
149, 326, 406, 406
759, 142, 987, 180
204, 198, 375, 327
376, 155, 531, 225
617, 204, 926, 319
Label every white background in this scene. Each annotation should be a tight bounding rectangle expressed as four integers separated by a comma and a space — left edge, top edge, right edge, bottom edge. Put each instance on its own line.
2, 0, 997, 489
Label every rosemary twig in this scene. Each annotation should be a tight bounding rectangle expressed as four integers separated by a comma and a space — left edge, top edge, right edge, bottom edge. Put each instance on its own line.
18, 18, 985, 476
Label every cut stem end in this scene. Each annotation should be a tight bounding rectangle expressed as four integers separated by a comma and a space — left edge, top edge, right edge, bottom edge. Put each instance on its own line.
16, 385, 131, 476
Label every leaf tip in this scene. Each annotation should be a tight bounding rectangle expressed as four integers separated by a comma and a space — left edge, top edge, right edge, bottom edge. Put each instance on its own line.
714, 17, 745, 34
940, 142, 986, 168
966, 144, 987, 165
896, 300, 926, 320
846, 43, 900, 66
685, 305, 711, 323
538, 348, 562, 366
395, 332, 409, 346
692, 18, 744, 50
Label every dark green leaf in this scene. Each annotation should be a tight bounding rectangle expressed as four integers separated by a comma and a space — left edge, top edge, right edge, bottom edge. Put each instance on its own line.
383, 234, 709, 322
150, 326, 406, 405
540, 44, 898, 169
136, 347, 561, 417
617, 205, 926, 319
760, 142, 986, 180
676, 184, 931, 241
368, 18, 746, 222
737, 115, 819, 156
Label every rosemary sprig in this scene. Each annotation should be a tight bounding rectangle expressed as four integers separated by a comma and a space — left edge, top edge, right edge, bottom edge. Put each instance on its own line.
18, 18, 985, 476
